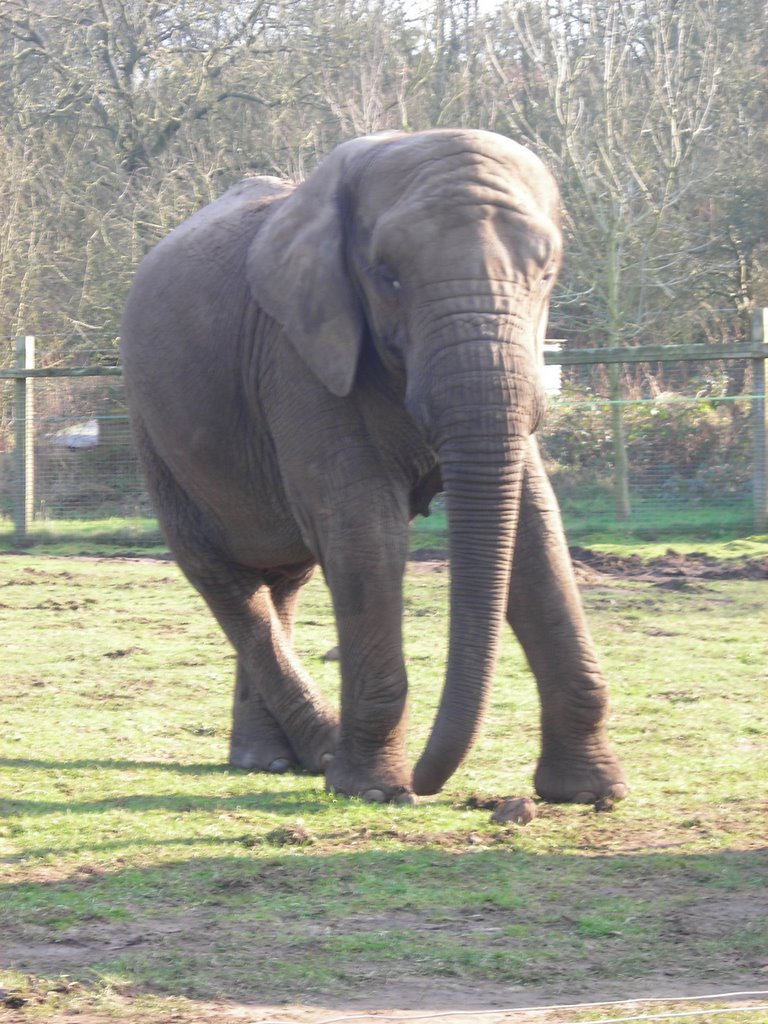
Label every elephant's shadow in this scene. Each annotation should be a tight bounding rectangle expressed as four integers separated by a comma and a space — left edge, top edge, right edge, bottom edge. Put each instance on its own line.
0, 822, 763, 1012
0, 756, 333, 827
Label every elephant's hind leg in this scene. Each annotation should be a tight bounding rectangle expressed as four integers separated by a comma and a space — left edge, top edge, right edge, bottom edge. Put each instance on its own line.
230, 657, 296, 772
190, 566, 339, 775
506, 438, 628, 804
133, 417, 337, 774
228, 564, 334, 773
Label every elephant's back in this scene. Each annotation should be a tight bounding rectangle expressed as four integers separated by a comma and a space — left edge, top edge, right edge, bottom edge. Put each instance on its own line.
120, 178, 294, 405
123, 182, 290, 346
119, 182, 299, 557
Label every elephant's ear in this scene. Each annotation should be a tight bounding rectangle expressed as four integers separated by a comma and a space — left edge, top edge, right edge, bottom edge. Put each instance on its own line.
247, 135, 394, 397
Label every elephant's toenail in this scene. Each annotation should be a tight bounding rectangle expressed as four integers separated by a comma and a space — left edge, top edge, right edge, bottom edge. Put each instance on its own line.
362, 788, 386, 803
268, 758, 292, 773
606, 783, 629, 801
395, 791, 418, 805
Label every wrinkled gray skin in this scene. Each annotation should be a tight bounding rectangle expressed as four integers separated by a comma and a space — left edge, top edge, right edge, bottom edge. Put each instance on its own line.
121, 129, 628, 804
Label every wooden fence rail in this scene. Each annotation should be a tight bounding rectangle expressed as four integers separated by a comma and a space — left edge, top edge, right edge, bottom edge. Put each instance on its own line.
3, 317, 768, 544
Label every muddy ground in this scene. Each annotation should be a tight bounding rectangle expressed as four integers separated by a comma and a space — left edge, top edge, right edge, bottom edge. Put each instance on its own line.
567, 546, 768, 582
409, 546, 768, 584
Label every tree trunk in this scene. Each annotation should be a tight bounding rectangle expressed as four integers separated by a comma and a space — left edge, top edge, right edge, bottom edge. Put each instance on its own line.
606, 226, 631, 520
608, 363, 631, 520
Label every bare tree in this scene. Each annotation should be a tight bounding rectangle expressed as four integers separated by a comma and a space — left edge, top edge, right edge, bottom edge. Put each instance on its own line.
486, 0, 721, 517
1, 0, 764, 436
0, 0, 280, 351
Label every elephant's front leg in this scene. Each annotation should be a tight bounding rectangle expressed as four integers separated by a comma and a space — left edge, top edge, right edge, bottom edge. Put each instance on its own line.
322, 515, 414, 803
507, 438, 628, 804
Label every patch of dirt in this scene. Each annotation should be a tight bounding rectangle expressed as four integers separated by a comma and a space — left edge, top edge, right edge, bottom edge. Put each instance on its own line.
2, 880, 766, 1021
5, 546, 765, 584
257, 824, 529, 850
569, 546, 768, 582
408, 548, 450, 574
2, 975, 766, 1024
409, 546, 768, 584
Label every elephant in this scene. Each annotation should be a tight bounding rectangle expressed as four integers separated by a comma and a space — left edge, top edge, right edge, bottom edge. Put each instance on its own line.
120, 128, 628, 805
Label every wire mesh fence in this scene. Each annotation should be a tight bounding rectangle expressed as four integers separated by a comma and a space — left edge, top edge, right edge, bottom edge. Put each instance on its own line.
0, 367, 763, 547
540, 392, 755, 538
0, 374, 155, 546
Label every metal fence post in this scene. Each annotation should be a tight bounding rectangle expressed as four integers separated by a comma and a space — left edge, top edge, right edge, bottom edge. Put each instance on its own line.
13, 335, 35, 545
751, 309, 768, 532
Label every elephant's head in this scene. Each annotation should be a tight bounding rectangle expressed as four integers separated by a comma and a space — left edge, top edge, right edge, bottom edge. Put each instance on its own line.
248, 130, 562, 795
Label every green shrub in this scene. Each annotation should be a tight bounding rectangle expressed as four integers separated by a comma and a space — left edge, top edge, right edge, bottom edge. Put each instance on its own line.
540, 390, 751, 501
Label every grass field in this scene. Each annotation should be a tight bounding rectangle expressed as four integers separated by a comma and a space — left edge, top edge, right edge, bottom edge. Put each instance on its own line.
2, 501, 766, 558
1, 535, 766, 1024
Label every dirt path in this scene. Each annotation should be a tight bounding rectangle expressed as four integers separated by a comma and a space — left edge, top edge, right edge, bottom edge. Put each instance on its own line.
4, 982, 768, 1024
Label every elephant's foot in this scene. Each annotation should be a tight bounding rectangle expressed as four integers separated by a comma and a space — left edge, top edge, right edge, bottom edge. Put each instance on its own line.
289, 717, 340, 775
229, 721, 338, 775
229, 730, 298, 773
324, 753, 416, 804
230, 673, 338, 775
534, 746, 628, 804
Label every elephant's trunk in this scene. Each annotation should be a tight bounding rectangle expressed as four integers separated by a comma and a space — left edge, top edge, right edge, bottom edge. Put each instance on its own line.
410, 337, 540, 796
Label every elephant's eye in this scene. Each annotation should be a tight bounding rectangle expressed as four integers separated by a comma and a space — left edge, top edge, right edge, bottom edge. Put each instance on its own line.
539, 265, 556, 291
376, 264, 401, 296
